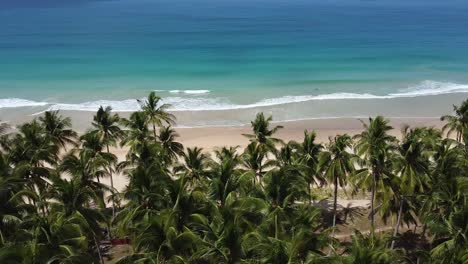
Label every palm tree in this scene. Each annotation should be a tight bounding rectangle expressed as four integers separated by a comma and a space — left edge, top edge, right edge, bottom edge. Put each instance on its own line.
297, 130, 323, 203
209, 152, 242, 207
191, 196, 269, 263
120, 111, 151, 155
243, 112, 283, 154
318, 134, 355, 237
92, 106, 124, 150
158, 125, 184, 163
241, 142, 275, 188
6, 121, 58, 197
138, 91, 175, 140
1, 211, 96, 264
0, 153, 24, 244
175, 147, 210, 188
354, 116, 397, 233
0, 120, 9, 136
3, 95, 468, 263
342, 232, 400, 264
264, 164, 308, 239
38, 111, 78, 150
390, 126, 432, 249
429, 205, 468, 264
92, 106, 123, 217
60, 150, 111, 198
440, 99, 468, 142
49, 175, 108, 262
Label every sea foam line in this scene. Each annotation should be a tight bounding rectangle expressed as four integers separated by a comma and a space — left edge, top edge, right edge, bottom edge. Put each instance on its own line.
1, 80, 467, 112
0, 98, 49, 108
168, 89, 210, 94
153, 89, 211, 94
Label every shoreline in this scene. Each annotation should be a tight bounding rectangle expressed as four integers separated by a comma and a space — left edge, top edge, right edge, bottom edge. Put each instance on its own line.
0, 92, 465, 129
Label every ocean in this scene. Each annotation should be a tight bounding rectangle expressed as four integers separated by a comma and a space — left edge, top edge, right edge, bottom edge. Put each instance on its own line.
1, 0, 468, 126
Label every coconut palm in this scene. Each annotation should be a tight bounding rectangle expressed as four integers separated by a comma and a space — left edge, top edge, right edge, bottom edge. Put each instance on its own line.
38, 111, 77, 150
138, 91, 175, 140
297, 130, 323, 203
6, 121, 58, 196
429, 205, 468, 264
0, 211, 96, 264
1, 93, 467, 263
390, 126, 432, 249
243, 112, 283, 154
191, 196, 269, 263
158, 125, 184, 163
244, 228, 328, 264
342, 232, 401, 264
0, 153, 25, 244
354, 116, 397, 233
120, 111, 152, 155
175, 147, 210, 188
0, 120, 9, 136
241, 142, 275, 188
92, 106, 124, 149
92, 106, 123, 217
318, 134, 355, 236
60, 150, 111, 198
440, 99, 468, 142
264, 164, 308, 240
209, 152, 243, 207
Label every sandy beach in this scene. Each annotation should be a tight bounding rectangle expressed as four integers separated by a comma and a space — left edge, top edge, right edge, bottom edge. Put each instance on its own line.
99, 116, 445, 192
0, 104, 447, 192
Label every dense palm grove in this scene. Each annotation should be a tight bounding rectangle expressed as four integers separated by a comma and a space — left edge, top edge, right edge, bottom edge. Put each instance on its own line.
0, 93, 467, 264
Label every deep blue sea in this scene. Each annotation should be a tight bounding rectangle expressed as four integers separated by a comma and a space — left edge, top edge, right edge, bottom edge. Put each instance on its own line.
1, 0, 468, 123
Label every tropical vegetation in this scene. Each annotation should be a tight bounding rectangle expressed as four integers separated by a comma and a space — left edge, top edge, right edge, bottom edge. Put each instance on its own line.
0, 95, 466, 264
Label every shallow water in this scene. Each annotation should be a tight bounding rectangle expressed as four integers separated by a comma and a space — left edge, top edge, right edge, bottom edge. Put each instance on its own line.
1, 0, 467, 123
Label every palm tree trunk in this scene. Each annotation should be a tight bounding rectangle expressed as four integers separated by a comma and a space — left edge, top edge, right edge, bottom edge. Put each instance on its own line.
370, 172, 377, 234
152, 123, 158, 142
106, 144, 116, 219
332, 177, 338, 238
421, 223, 427, 237
94, 236, 104, 264
391, 198, 404, 249
274, 213, 279, 239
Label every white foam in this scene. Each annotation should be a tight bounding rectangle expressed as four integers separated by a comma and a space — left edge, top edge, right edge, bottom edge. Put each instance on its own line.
2, 80, 468, 112
169, 90, 210, 94
388, 80, 468, 97
0, 98, 48, 108
45, 99, 141, 112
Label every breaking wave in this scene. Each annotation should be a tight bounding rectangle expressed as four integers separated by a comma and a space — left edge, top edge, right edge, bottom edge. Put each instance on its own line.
1, 81, 467, 112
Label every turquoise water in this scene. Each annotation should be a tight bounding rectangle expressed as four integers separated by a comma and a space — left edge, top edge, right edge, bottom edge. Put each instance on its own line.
1, 0, 468, 114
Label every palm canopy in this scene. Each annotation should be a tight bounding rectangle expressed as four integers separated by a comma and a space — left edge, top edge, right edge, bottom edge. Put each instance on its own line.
394, 126, 433, 196
38, 111, 78, 149
0, 120, 9, 136
158, 125, 184, 162
120, 111, 152, 154
243, 112, 283, 153
175, 147, 210, 185
319, 134, 355, 190
297, 130, 324, 185
138, 91, 176, 136
440, 98, 468, 142
353, 116, 397, 231
92, 106, 124, 149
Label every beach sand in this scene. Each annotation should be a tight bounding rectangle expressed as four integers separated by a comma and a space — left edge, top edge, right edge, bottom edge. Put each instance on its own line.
100, 117, 444, 192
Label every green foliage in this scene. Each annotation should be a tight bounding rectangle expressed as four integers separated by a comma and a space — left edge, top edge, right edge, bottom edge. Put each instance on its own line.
0, 97, 466, 264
